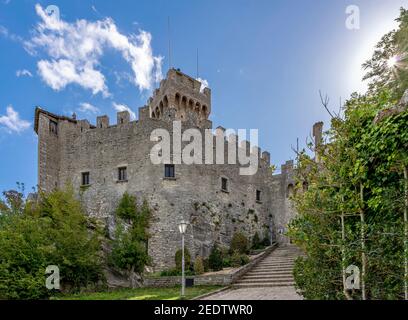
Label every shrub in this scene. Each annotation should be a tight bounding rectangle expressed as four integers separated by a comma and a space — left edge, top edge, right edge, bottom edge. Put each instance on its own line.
240, 254, 250, 265
231, 250, 249, 267
115, 192, 138, 221
194, 256, 205, 275
175, 248, 191, 272
208, 244, 223, 271
230, 232, 249, 254
222, 256, 232, 268
261, 236, 271, 247
251, 232, 262, 249
202, 258, 210, 272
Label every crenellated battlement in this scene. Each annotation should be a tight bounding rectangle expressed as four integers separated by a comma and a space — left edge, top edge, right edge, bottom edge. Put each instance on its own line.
147, 68, 211, 124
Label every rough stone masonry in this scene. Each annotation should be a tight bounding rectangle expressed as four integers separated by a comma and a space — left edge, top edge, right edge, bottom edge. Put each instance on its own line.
34, 68, 321, 273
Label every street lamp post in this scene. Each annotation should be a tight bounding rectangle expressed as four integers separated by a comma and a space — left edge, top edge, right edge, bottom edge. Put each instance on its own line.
178, 219, 188, 298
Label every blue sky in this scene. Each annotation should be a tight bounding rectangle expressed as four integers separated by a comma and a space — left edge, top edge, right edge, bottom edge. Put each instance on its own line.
0, 0, 407, 193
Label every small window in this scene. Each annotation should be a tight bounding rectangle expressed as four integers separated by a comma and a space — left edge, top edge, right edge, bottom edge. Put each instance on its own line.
118, 167, 127, 181
256, 190, 261, 202
49, 120, 58, 135
164, 164, 175, 178
82, 172, 90, 186
221, 177, 228, 191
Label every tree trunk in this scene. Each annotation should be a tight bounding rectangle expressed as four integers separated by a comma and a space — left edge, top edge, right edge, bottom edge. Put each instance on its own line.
404, 165, 408, 300
341, 212, 352, 300
360, 183, 367, 300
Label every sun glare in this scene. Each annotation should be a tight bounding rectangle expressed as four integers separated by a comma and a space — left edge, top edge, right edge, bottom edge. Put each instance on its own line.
387, 55, 398, 68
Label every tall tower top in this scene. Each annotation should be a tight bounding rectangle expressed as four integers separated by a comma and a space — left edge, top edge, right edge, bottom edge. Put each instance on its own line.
147, 68, 211, 126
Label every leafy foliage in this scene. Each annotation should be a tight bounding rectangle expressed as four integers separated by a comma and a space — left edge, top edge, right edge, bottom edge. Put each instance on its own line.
288, 8, 408, 300
0, 186, 104, 299
231, 250, 250, 267
363, 8, 408, 100
115, 192, 137, 221
175, 248, 191, 272
193, 256, 205, 275
208, 244, 223, 271
109, 194, 152, 273
251, 232, 262, 249
230, 232, 249, 254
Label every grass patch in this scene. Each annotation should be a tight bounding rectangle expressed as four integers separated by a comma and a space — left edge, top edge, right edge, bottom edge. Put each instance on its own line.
52, 285, 222, 300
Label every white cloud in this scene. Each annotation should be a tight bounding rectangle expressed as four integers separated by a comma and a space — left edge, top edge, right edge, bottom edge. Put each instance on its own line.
27, 4, 163, 96
196, 77, 209, 93
79, 102, 99, 114
0, 24, 23, 43
37, 59, 108, 95
113, 102, 136, 120
0, 105, 31, 133
16, 69, 33, 77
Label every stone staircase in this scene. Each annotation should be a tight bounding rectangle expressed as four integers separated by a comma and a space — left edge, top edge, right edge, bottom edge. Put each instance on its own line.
233, 245, 303, 288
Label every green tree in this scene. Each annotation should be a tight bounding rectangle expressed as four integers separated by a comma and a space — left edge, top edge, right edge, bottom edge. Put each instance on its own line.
109, 194, 152, 274
230, 232, 249, 254
0, 186, 104, 299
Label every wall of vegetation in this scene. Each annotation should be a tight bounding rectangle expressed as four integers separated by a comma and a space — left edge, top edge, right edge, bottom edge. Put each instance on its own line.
288, 8, 408, 300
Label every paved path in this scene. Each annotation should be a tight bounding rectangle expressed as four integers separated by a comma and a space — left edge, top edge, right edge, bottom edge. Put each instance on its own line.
201, 245, 304, 300
201, 286, 302, 300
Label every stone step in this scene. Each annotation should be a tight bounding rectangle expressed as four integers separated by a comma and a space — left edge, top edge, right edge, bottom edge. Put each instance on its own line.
242, 275, 294, 280
256, 263, 295, 267
237, 278, 294, 284
251, 268, 293, 273
260, 260, 296, 264
245, 271, 293, 276
233, 282, 295, 288
252, 265, 294, 270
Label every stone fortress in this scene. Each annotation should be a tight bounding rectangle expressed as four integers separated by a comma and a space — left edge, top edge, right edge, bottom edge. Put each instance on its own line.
34, 68, 322, 271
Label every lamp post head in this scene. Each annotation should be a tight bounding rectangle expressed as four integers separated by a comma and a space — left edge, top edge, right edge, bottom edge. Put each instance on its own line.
178, 219, 188, 234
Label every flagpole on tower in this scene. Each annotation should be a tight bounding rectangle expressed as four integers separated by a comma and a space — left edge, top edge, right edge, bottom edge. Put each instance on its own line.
168, 16, 172, 70
196, 48, 199, 78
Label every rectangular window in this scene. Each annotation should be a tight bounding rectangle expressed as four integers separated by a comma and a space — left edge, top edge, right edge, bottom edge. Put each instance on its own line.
164, 164, 175, 178
256, 190, 261, 202
49, 120, 58, 135
118, 167, 127, 181
81, 172, 90, 186
221, 177, 228, 191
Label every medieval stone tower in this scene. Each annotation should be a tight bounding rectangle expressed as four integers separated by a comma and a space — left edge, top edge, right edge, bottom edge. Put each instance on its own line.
147, 68, 211, 125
